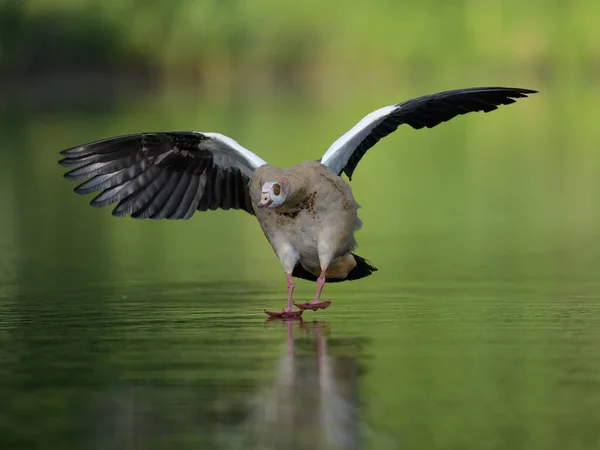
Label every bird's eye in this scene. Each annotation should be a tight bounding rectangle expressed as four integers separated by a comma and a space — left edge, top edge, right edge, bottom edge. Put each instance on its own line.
272, 183, 281, 196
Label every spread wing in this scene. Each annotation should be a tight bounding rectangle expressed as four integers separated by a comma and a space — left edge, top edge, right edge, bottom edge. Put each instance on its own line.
58, 132, 268, 219
320, 87, 537, 180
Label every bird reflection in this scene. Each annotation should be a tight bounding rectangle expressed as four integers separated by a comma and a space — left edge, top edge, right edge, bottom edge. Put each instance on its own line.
221, 319, 362, 450
84, 320, 366, 450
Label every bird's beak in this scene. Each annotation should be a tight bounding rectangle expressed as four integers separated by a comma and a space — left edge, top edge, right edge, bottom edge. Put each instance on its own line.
257, 199, 272, 208
257, 194, 272, 208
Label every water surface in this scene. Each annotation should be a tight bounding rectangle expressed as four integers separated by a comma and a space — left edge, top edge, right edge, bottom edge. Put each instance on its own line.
1, 83, 600, 449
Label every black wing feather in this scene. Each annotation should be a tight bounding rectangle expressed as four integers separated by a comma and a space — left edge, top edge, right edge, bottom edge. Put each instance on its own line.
162, 172, 192, 219
340, 87, 537, 180
209, 169, 226, 211
58, 132, 258, 218
137, 170, 185, 219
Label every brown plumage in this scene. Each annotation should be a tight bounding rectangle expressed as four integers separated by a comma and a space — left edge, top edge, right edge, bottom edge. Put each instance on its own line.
57, 86, 537, 317
250, 162, 368, 281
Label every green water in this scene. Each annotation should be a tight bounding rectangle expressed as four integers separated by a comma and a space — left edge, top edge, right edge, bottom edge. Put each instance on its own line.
1, 83, 600, 450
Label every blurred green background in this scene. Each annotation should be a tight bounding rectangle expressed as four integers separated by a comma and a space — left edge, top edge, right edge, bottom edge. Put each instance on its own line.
1, 0, 599, 288
1, 1, 600, 450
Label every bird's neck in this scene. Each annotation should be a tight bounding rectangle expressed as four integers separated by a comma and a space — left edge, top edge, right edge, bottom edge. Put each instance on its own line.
278, 173, 312, 212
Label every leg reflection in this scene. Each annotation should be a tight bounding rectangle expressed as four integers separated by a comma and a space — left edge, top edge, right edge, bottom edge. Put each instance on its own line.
230, 319, 361, 450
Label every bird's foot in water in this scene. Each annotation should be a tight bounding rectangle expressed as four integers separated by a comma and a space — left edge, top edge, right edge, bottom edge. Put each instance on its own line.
264, 307, 304, 319
293, 300, 331, 311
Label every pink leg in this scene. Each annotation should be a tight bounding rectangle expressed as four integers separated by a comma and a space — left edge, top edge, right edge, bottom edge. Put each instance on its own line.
313, 271, 326, 302
293, 269, 332, 312
265, 273, 304, 318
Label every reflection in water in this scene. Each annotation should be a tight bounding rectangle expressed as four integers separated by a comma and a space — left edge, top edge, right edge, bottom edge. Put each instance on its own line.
222, 320, 361, 450
81, 319, 370, 450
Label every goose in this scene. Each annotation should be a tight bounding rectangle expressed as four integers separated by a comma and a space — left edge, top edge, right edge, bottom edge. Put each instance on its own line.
58, 86, 537, 318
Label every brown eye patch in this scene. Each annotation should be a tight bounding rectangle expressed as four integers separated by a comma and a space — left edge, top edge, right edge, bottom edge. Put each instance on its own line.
273, 183, 281, 196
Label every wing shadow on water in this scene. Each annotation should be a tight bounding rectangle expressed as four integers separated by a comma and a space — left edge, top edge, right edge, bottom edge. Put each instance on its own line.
217, 319, 369, 450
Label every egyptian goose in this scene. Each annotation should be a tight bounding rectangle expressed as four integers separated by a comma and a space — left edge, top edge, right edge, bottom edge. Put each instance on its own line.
58, 86, 537, 317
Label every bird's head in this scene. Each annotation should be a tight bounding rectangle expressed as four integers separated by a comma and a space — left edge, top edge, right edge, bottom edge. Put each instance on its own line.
257, 181, 288, 209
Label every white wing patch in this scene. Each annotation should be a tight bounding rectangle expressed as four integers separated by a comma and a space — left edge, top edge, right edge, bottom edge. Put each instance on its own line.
320, 105, 397, 176
201, 132, 268, 175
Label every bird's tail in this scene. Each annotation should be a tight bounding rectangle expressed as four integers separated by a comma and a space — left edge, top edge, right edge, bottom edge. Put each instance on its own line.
292, 253, 377, 283
345, 253, 378, 281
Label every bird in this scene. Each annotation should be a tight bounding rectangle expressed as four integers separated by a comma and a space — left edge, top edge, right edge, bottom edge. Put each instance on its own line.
58, 86, 537, 318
